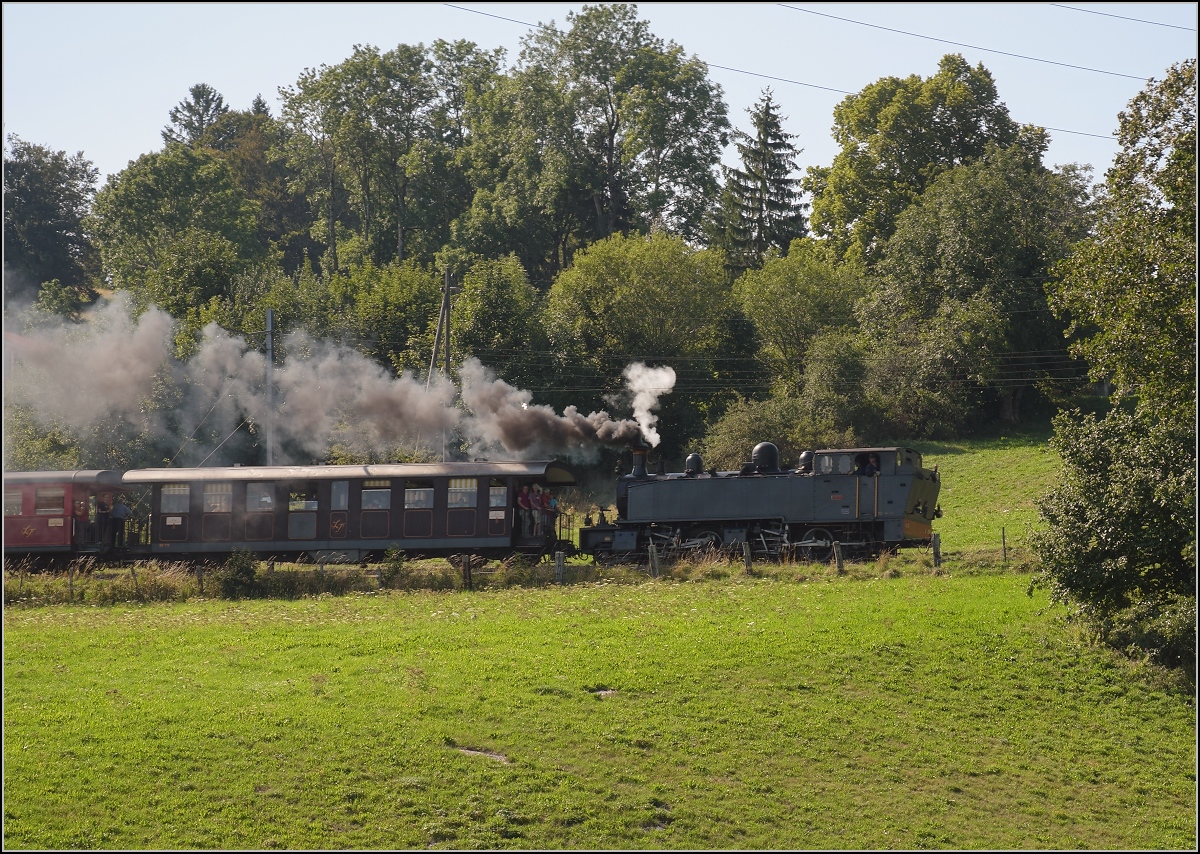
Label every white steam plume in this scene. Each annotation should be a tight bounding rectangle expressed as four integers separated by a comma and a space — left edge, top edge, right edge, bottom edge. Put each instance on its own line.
621, 362, 676, 447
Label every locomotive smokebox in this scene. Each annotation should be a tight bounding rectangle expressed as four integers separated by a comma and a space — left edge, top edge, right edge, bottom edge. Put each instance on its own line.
752, 442, 781, 473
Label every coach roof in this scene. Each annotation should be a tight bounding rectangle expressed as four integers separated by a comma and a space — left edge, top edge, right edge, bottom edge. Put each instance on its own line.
4, 470, 127, 487
120, 460, 577, 486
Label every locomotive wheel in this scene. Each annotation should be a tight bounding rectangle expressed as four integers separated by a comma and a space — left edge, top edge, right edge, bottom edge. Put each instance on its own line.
797, 528, 834, 563
593, 547, 615, 567
681, 530, 721, 555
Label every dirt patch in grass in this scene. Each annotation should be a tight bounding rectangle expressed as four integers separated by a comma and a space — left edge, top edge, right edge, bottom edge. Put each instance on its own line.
456, 747, 511, 764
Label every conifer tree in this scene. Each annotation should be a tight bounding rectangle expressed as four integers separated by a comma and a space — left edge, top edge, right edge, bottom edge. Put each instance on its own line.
722, 89, 806, 272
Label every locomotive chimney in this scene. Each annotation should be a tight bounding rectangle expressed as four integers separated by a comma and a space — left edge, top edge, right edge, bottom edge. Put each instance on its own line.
629, 436, 650, 478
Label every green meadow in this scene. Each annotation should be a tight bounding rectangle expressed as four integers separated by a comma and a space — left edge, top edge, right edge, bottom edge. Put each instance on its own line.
4, 427, 1196, 850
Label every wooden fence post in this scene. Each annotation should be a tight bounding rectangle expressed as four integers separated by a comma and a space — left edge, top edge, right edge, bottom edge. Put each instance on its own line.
67, 564, 74, 601
933, 533, 942, 568
833, 542, 844, 574
196, 564, 204, 595
555, 551, 565, 584
461, 554, 472, 591
742, 541, 753, 573
648, 543, 660, 578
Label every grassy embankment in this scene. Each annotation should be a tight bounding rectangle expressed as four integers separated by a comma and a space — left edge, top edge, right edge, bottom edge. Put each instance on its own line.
4, 425, 1195, 849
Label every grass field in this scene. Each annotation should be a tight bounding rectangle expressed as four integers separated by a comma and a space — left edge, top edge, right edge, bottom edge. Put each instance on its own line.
4, 425, 1196, 850
907, 422, 1059, 558
4, 571, 1196, 850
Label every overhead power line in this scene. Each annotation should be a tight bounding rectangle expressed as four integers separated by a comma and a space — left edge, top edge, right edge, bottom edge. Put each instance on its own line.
778, 3, 1152, 81
444, 3, 1117, 143
1049, 4, 1197, 32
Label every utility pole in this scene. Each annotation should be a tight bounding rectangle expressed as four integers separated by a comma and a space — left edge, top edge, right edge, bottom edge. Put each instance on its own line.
425, 270, 457, 461
427, 270, 448, 390
265, 308, 275, 466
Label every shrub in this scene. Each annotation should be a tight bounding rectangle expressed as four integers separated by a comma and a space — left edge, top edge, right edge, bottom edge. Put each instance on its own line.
216, 551, 260, 599
1103, 594, 1196, 677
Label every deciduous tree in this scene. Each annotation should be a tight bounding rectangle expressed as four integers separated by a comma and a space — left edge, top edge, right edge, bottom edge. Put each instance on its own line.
865, 133, 1093, 423
3, 135, 99, 305
806, 54, 1018, 264
89, 144, 260, 314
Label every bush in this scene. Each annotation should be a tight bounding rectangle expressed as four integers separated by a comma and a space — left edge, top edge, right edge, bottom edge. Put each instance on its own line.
1033, 407, 1196, 672
1103, 594, 1196, 677
216, 551, 260, 599
700, 395, 858, 471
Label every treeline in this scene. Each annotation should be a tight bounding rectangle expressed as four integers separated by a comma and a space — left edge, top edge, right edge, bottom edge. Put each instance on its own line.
5, 6, 1106, 465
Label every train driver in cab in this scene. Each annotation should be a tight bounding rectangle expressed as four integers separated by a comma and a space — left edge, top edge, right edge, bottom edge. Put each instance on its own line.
858, 453, 881, 477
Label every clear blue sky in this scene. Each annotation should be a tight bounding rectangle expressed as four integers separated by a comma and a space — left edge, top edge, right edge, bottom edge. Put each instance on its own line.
3, 2, 1196, 187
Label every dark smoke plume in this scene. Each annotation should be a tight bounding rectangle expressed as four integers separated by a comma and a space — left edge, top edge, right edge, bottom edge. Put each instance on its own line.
5, 296, 676, 466
460, 358, 652, 458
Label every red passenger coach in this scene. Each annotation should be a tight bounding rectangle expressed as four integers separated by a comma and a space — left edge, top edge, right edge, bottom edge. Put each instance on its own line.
3, 470, 129, 561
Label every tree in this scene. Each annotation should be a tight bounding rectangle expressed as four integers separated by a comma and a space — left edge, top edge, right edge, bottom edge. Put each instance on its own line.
162, 83, 231, 146
1047, 59, 1196, 413
3, 135, 99, 305
341, 261, 442, 370
279, 66, 347, 272
699, 394, 857, 471
458, 3, 728, 285
450, 255, 545, 389
721, 89, 806, 271
865, 133, 1093, 423
1034, 60, 1196, 672
88, 144, 260, 313
543, 232, 743, 456
806, 54, 1018, 264
733, 238, 864, 394
196, 105, 319, 274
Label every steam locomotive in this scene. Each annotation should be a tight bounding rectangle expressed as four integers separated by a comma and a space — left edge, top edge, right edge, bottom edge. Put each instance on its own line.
3, 441, 940, 567
577, 441, 942, 563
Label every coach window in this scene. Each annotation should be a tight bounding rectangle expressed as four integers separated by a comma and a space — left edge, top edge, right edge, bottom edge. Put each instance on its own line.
34, 487, 66, 515
403, 479, 434, 538
361, 480, 392, 510
5, 490, 23, 516
245, 483, 274, 540
404, 481, 434, 509
202, 482, 233, 541
359, 479, 391, 539
159, 483, 190, 541
488, 478, 508, 536
289, 484, 318, 511
246, 483, 274, 512
447, 478, 478, 508
331, 481, 349, 512
288, 482, 318, 540
161, 483, 190, 514
489, 479, 507, 508
203, 482, 233, 513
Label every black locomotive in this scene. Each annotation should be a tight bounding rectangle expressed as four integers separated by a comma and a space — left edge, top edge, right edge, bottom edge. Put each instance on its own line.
577, 441, 942, 563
